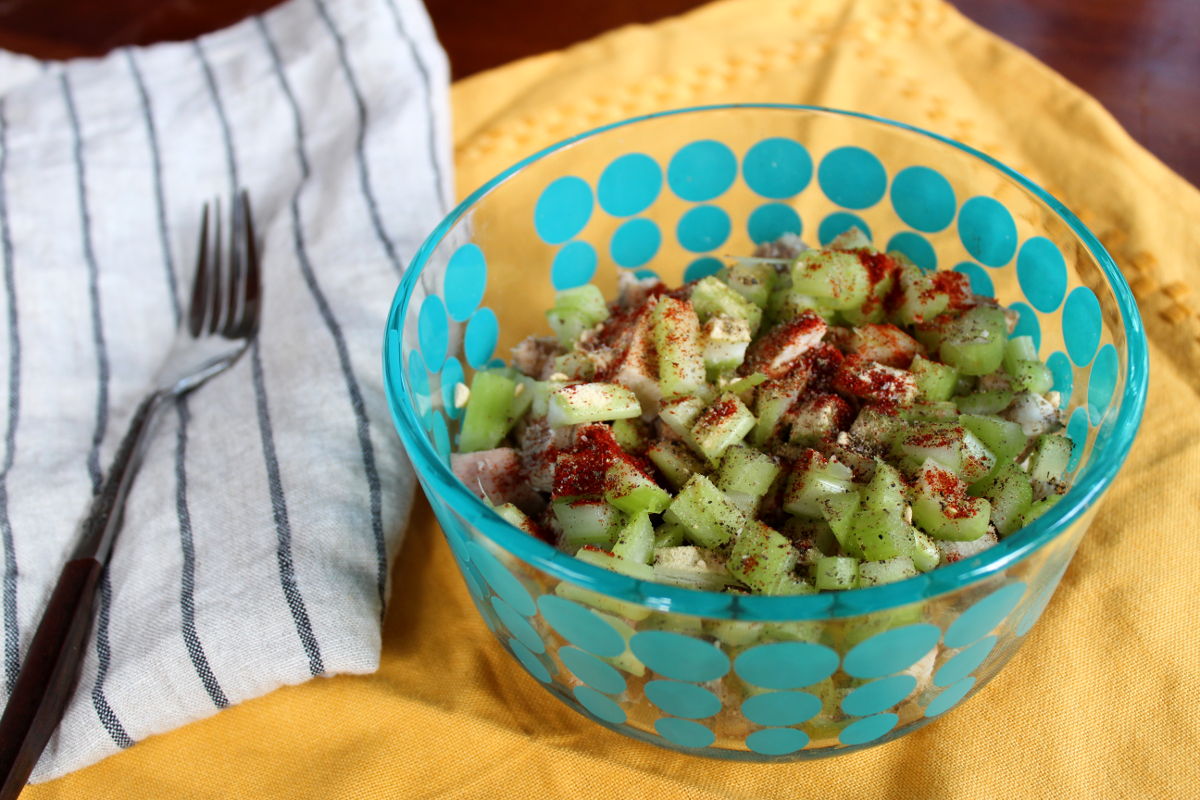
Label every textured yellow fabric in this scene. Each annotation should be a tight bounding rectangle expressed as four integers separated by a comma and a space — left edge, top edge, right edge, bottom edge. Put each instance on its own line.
28, 0, 1200, 796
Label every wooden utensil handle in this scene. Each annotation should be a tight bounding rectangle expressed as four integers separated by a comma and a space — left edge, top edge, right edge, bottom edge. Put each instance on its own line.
0, 558, 104, 799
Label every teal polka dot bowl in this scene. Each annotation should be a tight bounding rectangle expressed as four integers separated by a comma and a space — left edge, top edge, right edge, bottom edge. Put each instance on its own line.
383, 105, 1148, 760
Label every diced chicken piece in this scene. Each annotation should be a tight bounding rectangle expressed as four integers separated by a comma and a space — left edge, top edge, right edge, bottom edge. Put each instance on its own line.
753, 232, 809, 263
822, 324, 856, 353
832, 353, 918, 406
1000, 392, 1064, 436
936, 530, 999, 565
510, 335, 564, 380
451, 447, 544, 514
743, 310, 828, 378
516, 416, 574, 492
852, 323, 920, 369
617, 270, 665, 309
608, 305, 662, 417
977, 370, 1013, 392
788, 393, 853, 445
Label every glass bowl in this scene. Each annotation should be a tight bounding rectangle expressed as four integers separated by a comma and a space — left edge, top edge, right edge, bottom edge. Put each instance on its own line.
382, 105, 1147, 760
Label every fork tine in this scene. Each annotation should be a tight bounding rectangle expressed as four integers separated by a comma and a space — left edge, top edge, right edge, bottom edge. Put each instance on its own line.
187, 203, 210, 337
207, 197, 224, 334
235, 190, 262, 338
224, 192, 244, 337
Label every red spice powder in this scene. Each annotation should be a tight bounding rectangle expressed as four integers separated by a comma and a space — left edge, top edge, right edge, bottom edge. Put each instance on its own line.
552, 423, 656, 499
924, 463, 977, 519
802, 344, 845, 393
699, 396, 739, 425
930, 270, 973, 310
744, 310, 826, 378
904, 426, 961, 450
833, 354, 913, 409
842, 248, 899, 286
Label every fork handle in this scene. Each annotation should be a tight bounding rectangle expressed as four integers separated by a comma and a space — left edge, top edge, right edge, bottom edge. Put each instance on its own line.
0, 391, 163, 797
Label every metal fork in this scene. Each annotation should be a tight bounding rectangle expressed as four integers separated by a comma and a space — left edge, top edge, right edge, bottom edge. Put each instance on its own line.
0, 191, 261, 798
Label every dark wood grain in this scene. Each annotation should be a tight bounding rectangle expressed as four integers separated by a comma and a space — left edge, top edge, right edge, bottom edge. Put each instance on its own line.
0, 1, 1194, 178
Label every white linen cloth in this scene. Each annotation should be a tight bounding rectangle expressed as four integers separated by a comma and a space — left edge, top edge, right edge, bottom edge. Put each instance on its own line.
0, 0, 450, 781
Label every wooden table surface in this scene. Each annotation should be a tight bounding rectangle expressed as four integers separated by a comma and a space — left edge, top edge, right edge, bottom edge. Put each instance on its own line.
0, 0, 1195, 186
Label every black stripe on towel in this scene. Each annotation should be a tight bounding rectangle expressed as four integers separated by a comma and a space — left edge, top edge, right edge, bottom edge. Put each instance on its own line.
62, 71, 132, 750
256, 17, 389, 611
193, 40, 325, 676
0, 102, 21, 693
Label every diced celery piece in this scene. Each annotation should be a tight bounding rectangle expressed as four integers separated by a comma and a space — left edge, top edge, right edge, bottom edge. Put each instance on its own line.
611, 417, 648, 452
910, 529, 940, 572
1004, 335, 1038, 374
639, 611, 705, 636
850, 508, 915, 561
548, 382, 641, 427
903, 401, 960, 422
652, 546, 733, 590
894, 422, 996, 483
612, 511, 656, 563
821, 489, 862, 557
788, 393, 848, 446
1009, 360, 1053, 394
574, 545, 655, 581
849, 406, 903, 448
752, 370, 808, 447
725, 261, 776, 308
959, 413, 1027, 470
530, 379, 570, 416
911, 461, 991, 541
659, 396, 706, 438
858, 556, 919, 587
791, 250, 870, 310
1029, 433, 1073, 487
459, 371, 517, 453
652, 296, 706, 397
726, 372, 768, 397
552, 499, 622, 550
984, 463, 1034, 536
646, 440, 706, 489
784, 517, 840, 557
728, 520, 801, 594
663, 474, 747, 549
689, 394, 756, 462
910, 354, 959, 402
890, 264, 950, 326
705, 618, 765, 647
956, 390, 1014, 415
603, 458, 671, 514
939, 306, 1008, 375
555, 581, 653, 622
1017, 495, 1062, 528
494, 503, 539, 539
814, 556, 858, 590
652, 521, 686, 549
783, 452, 855, 518
507, 377, 535, 431
765, 286, 832, 328
546, 285, 608, 346
701, 315, 753, 376
690, 276, 763, 334
862, 461, 906, 516
553, 351, 595, 380
717, 445, 782, 498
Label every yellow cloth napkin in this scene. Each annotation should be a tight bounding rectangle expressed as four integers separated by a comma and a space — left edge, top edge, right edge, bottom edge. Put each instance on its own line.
27, 0, 1200, 796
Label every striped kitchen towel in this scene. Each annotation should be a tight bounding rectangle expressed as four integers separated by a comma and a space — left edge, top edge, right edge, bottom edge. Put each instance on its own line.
0, 0, 450, 782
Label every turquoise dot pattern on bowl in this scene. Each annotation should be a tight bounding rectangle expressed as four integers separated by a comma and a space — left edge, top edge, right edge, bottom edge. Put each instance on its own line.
611, 217, 661, 268
1046, 351, 1073, 407
953, 261, 992, 296
747, 203, 802, 244
654, 717, 715, 748
574, 685, 627, 724
630, 631, 730, 683
743, 137, 813, 198
644, 680, 722, 719
552, 241, 598, 289
560, 646, 626, 695
464, 307, 498, 369
843, 624, 940, 679
958, 196, 1017, 267
1088, 344, 1118, 424
1063, 286, 1103, 366
841, 674, 917, 717
407, 349, 430, 414
490, 595, 544, 654
417, 295, 448, 371
890, 165, 956, 233
427, 411, 450, 463
677, 205, 732, 253
934, 635, 997, 687
740, 691, 821, 727
1017, 237, 1067, 312
944, 582, 1026, 649
469, 541, 536, 616
598, 153, 663, 216
819, 211, 871, 245
886, 231, 937, 271
667, 140, 738, 202
746, 727, 810, 756
534, 176, 593, 244
733, 641, 839, 689
538, 595, 625, 657
818, 146, 887, 209
511, 639, 552, 683
839, 712, 899, 746
925, 677, 976, 717
684, 257, 724, 283
444, 243, 488, 322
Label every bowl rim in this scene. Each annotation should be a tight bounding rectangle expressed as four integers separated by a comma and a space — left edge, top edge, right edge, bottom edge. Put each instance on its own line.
384, 103, 1149, 620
